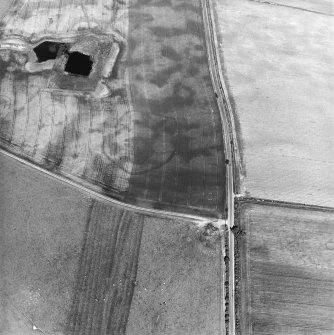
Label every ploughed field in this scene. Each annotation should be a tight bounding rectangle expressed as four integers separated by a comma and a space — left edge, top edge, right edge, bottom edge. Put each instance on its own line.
235, 203, 334, 335
0, 0, 226, 217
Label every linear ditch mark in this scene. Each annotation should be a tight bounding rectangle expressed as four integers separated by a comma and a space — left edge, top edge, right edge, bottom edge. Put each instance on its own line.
248, 0, 334, 17
236, 197, 334, 213
67, 200, 144, 335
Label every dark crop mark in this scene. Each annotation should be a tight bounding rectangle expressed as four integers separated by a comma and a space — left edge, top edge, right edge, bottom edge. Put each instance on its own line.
133, 12, 154, 23
109, 88, 127, 98
161, 46, 182, 62
149, 64, 183, 88
152, 117, 199, 136
187, 65, 200, 76
130, 165, 219, 196
185, 19, 203, 37
150, 26, 185, 38
172, 136, 220, 163
191, 55, 208, 64
250, 245, 270, 261
127, 37, 137, 54
174, 3, 199, 13
133, 0, 153, 8
42, 132, 65, 171
132, 136, 154, 164
134, 0, 172, 7
130, 116, 220, 175
153, 0, 173, 7
131, 150, 175, 175
0, 118, 12, 141
0, 60, 10, 81
139, 82, 195, 116
127, 55, 153, 67
194, 44, 204, 51
135, 73, 143, 80
100, 158, 128, 192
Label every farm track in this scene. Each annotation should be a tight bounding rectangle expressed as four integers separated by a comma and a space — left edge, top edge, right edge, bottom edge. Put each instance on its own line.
201, 0, 238, 333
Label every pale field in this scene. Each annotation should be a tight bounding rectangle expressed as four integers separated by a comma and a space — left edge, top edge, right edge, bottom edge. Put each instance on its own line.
214, 0, 334, 207
127, 215, 223, 335
236, 203, 334, 335
0, 152, 91, 334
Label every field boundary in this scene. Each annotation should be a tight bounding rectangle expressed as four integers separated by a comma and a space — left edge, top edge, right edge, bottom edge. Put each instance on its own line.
0, 148, 223, 226
248, 0, 334, 17
201, 0, 241, 333
236, 196, 334, 213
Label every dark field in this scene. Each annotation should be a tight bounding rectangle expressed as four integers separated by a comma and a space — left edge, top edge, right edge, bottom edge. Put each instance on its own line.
0, 152, 224, 334
126, 0, 225, 215
0, 0, 225, 217
236, 203, 334, 335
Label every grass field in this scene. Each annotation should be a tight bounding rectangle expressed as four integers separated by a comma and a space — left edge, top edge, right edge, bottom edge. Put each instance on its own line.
127, 215, 223, 335
0, 152, 225, 334
0, 0, 226, 217
0, 152, 92, 334
235, 203, 334, 335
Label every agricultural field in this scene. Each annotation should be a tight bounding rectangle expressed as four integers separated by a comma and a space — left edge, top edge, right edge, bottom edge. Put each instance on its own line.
213, 0, 334, 207
0, 152, 225, 334
235, 203, 334, 335
0, 0, 226, 217
0, 152, 92, 334
126, 0, 225, 215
